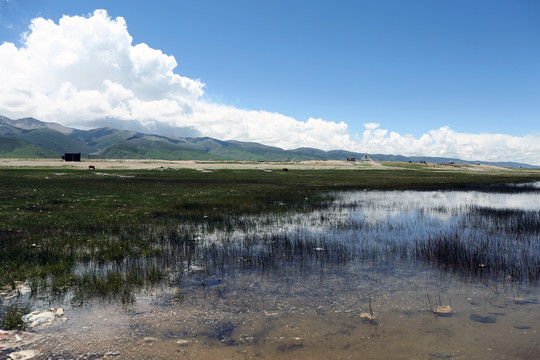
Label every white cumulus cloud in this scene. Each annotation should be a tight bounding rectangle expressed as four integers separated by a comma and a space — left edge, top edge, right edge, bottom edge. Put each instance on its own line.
0, 9, 539, 165
354, 124, 540, 165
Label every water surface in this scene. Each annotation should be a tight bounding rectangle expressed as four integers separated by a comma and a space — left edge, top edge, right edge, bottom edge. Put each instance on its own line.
9, 188, 540, 359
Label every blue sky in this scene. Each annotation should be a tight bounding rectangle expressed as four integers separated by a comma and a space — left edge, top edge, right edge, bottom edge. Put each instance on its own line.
1, 0, 539, 164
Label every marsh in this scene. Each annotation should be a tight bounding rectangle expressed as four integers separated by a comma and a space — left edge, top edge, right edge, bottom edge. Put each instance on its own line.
1, 167, 539, 359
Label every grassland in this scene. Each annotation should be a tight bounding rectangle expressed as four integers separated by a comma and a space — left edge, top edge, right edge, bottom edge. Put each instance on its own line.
0, 162, 538, 306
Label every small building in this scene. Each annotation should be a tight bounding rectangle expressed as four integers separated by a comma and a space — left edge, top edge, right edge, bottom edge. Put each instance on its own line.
62, 153, 81, 162
346, 157, 356, 162
360, 154, 372, 162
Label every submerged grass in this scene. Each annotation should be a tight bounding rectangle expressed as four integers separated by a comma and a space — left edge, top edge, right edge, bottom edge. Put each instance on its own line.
0, 304, 30, 330
0, 166, 539, 307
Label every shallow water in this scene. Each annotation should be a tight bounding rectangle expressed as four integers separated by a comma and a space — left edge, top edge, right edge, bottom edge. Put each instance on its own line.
5, 188, 540, 359
25, 262, 540, 359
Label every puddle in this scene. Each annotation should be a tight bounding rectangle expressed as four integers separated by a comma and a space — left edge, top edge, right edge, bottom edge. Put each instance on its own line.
14, 260, 540, 359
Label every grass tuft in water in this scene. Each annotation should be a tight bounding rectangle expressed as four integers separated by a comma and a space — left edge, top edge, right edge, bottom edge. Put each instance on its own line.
1, 304, 30, 330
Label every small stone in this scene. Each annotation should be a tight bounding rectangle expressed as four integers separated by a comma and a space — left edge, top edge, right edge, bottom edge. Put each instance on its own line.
360, 312, 375, 320
8, 350, 40, 360
22, 308, 64, 328
176, 339, 189, 346
23, 310, 55, 327
513, 325, 531, 330
429, 352, 453, 359
188, 265, 205, 274
433, 305, 452, 316
513, 297, 539, 305
0, 330, 43, 350
470, 314, 496, 323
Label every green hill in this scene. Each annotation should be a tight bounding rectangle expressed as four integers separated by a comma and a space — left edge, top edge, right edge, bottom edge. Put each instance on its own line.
0, 115, 537, 168
0, 137, 59, 158
17, 128, 95, 154
99, 138, 226, 160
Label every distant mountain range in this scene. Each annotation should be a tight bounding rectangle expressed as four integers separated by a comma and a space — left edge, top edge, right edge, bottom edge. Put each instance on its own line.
0, 115, 537, 168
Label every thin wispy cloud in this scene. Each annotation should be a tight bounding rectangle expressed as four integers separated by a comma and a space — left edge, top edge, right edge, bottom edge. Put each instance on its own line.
0, 10, 538, 165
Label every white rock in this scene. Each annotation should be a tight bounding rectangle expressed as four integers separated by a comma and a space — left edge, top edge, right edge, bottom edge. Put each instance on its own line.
0, 331, 42, 349
8, 349, 40, 360
360, 312, 376, 320
52, 308, 64, 317
22, 308, 64, 328
188, 265, 205, 273
1, 282, 31, 299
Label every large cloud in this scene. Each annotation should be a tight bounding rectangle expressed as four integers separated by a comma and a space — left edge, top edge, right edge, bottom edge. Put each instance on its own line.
0, 10, 539, 165
357, 124, 540, 165
0, 10, 203, 125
